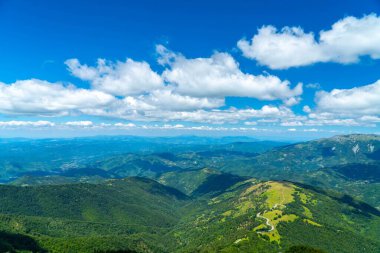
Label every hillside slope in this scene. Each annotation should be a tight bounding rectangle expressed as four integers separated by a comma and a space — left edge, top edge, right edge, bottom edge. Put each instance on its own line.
0, 175, 379, 252
0, 177, 188, 227
169, 179, 380, 253
218, 134, 380, 208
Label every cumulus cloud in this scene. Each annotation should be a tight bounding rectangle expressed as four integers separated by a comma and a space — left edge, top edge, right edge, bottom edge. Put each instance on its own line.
360, 115, 380, 122
315, 80, 380, 115
114, 122, 136, 128
65, 58, 163, 96
281, 121, 303, 127
306, 118, 362, 127
65, 121, 93, 127
303, 105, 312, 113
238, 14, 380, 69
304, 128, 319, 132
143, 89, 224, 111
84, 103, 295, 124
61, 47, 302, 123
0, 120, 55, 127
158, 46, 302, 102
147, 105, 295, 124
244, 121, 257, 126
0, 79, 115, 116
11, 46, 380, 130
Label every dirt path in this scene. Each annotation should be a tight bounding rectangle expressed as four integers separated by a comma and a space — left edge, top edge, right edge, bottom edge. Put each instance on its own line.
256, 212, 274, 233
256, 188, 285, 233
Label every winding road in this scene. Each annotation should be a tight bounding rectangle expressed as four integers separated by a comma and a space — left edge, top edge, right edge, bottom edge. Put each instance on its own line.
256, 212, 274, 233
256, 188, 286, 234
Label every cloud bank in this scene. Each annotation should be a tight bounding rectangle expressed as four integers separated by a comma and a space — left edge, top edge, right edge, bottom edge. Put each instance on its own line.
0, 47, 304, 126
238, 14, 380, 69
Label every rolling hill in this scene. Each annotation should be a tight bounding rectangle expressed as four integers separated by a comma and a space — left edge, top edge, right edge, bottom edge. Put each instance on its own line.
0, 174, 379, 252
217, 134, 380, 208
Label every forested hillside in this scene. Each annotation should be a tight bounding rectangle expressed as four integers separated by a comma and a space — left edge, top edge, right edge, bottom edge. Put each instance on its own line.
0, 174, 379, 252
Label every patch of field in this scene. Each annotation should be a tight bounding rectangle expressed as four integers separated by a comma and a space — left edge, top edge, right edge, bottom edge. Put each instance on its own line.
263, 211, 297, 226
303, 206, 313, 218
299, 192, 309, 204
279, 214, 297, 223
263, 210, 282, 221
265, 230, 281, 242
264, 181, 295, 208
303, 219, 322, 227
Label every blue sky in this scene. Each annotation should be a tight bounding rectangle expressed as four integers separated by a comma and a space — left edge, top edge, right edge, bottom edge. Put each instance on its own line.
0, 0, 380, 139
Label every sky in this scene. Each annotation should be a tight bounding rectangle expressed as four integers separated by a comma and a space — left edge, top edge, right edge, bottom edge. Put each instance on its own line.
0, 0, 380, 139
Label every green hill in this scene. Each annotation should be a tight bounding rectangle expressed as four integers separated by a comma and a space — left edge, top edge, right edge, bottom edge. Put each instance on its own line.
0, 177, 188, 226
217, 134, 380, 208
0, 175, 379, 252
167, 179, 380, 253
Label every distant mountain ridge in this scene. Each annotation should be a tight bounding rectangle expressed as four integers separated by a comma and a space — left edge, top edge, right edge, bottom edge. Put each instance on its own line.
0, 136, 285, 181
213, 134, 380, 208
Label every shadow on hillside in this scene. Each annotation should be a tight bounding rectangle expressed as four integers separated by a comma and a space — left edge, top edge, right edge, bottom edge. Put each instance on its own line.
192, 173, 248, 197
0, 231, 47, 252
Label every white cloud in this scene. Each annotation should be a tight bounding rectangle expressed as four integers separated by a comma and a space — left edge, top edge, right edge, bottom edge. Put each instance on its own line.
143, 89, 224, 111
0, 120, 55, 127
305, 118, 362, 127
238, 14, 380, 69
315, 80, 380, 115
65, 58, 163, 96
244, 121, 257, 126
360, 115, 380, 122
9, 47, 378, 131
288, 128, 297, 132
162, 124, 185, 129
304, 128, 319, 132
0, 79, 115, 116
238, 26, 322, 69
257, 118, 279, 123
86, 103, 294, 124
283, 97, 301, 107
114, 122, 136, 128
281, 121, 303, 127
303, 105, 312, 113
147, 105, 294, 124
298, 111, 375, 127
62, 49, 302, 122
65, 121, 93, 127
158, 46, 302, 101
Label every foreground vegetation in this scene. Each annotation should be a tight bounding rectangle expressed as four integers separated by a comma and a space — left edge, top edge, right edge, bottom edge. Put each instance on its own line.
0, 174, 379, 252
